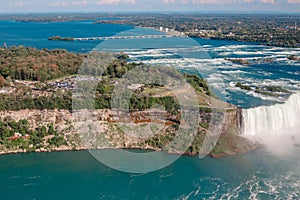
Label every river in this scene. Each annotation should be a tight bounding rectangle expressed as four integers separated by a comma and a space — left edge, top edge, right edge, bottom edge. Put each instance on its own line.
0, 20, 299, 199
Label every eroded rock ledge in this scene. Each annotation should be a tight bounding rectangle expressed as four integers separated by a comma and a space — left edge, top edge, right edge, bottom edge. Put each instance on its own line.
0, 108, 258, 158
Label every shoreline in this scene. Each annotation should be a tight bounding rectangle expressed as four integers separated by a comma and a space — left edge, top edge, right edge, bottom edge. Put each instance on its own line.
0, 143, 259, 159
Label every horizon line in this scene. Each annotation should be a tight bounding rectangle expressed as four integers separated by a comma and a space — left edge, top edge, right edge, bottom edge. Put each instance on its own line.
0, 10, 300, 15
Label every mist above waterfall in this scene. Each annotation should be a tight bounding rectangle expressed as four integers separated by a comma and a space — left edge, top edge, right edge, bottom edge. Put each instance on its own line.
241, 93, 300, 155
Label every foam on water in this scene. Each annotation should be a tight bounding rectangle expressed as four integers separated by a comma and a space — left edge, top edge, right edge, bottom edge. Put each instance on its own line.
174, 169, 300, 199
220, 172, 300, 199
123, 42, 300, 108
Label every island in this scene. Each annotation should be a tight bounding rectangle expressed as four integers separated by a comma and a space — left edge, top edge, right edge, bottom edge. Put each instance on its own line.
0, 46, 257, 158
235, 82, 291, 97
287, 55, 300, 62
48, 36, 74, 41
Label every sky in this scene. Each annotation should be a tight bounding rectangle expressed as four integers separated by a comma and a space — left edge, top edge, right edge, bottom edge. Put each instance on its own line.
0, 0, 299, 13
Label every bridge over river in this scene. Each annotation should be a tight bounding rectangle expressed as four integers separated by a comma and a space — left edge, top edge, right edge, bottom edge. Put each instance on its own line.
74, 34, 187, 41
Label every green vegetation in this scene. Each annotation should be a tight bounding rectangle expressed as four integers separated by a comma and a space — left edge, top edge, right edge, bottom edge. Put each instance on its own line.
265, 86, 290, 93
0, 89, 72, 111
145, 124, 178, 148
287, 55, 300, 61
48, 135, 67, 147
0, 46, 85, 82
1, 13, 299, 48
187, 129, 210, 155
102, 59, 138, 78
0, 46, 248, 157
93, 14, 300, 48
128, 95, 180, 115
0, 118, 66, 151
48, 36, 74, 41
0, 46, 211, 114
254, 85, 291, 97
255, 88, 279, 97
235, 82, 290, 97
236, 82, 251, 91
184, 74, 211, 95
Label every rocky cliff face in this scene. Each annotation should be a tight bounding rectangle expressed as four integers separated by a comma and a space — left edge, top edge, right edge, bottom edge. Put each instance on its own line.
0, 109, 73, 132
208, 108, 258, 158
0, 108, 257, 157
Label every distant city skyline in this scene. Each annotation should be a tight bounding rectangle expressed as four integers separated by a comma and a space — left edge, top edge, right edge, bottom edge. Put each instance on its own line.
0, 0, 300, 13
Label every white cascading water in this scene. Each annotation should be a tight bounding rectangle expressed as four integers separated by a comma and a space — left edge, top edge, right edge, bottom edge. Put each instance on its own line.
242, 93, 300, 137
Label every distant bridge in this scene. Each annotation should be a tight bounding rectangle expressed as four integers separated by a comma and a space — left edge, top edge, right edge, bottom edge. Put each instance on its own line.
73, 34, 187, 41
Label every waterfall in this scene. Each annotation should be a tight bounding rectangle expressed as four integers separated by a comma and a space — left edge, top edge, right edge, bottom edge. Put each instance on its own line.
241, 93, 300, 137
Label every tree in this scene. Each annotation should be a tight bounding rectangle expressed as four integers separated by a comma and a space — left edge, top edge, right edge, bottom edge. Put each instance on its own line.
0, 75, 6, 87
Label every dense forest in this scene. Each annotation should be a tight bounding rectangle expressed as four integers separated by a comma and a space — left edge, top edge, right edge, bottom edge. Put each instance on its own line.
0, 46, 85, 82
0, 46, 135, 85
